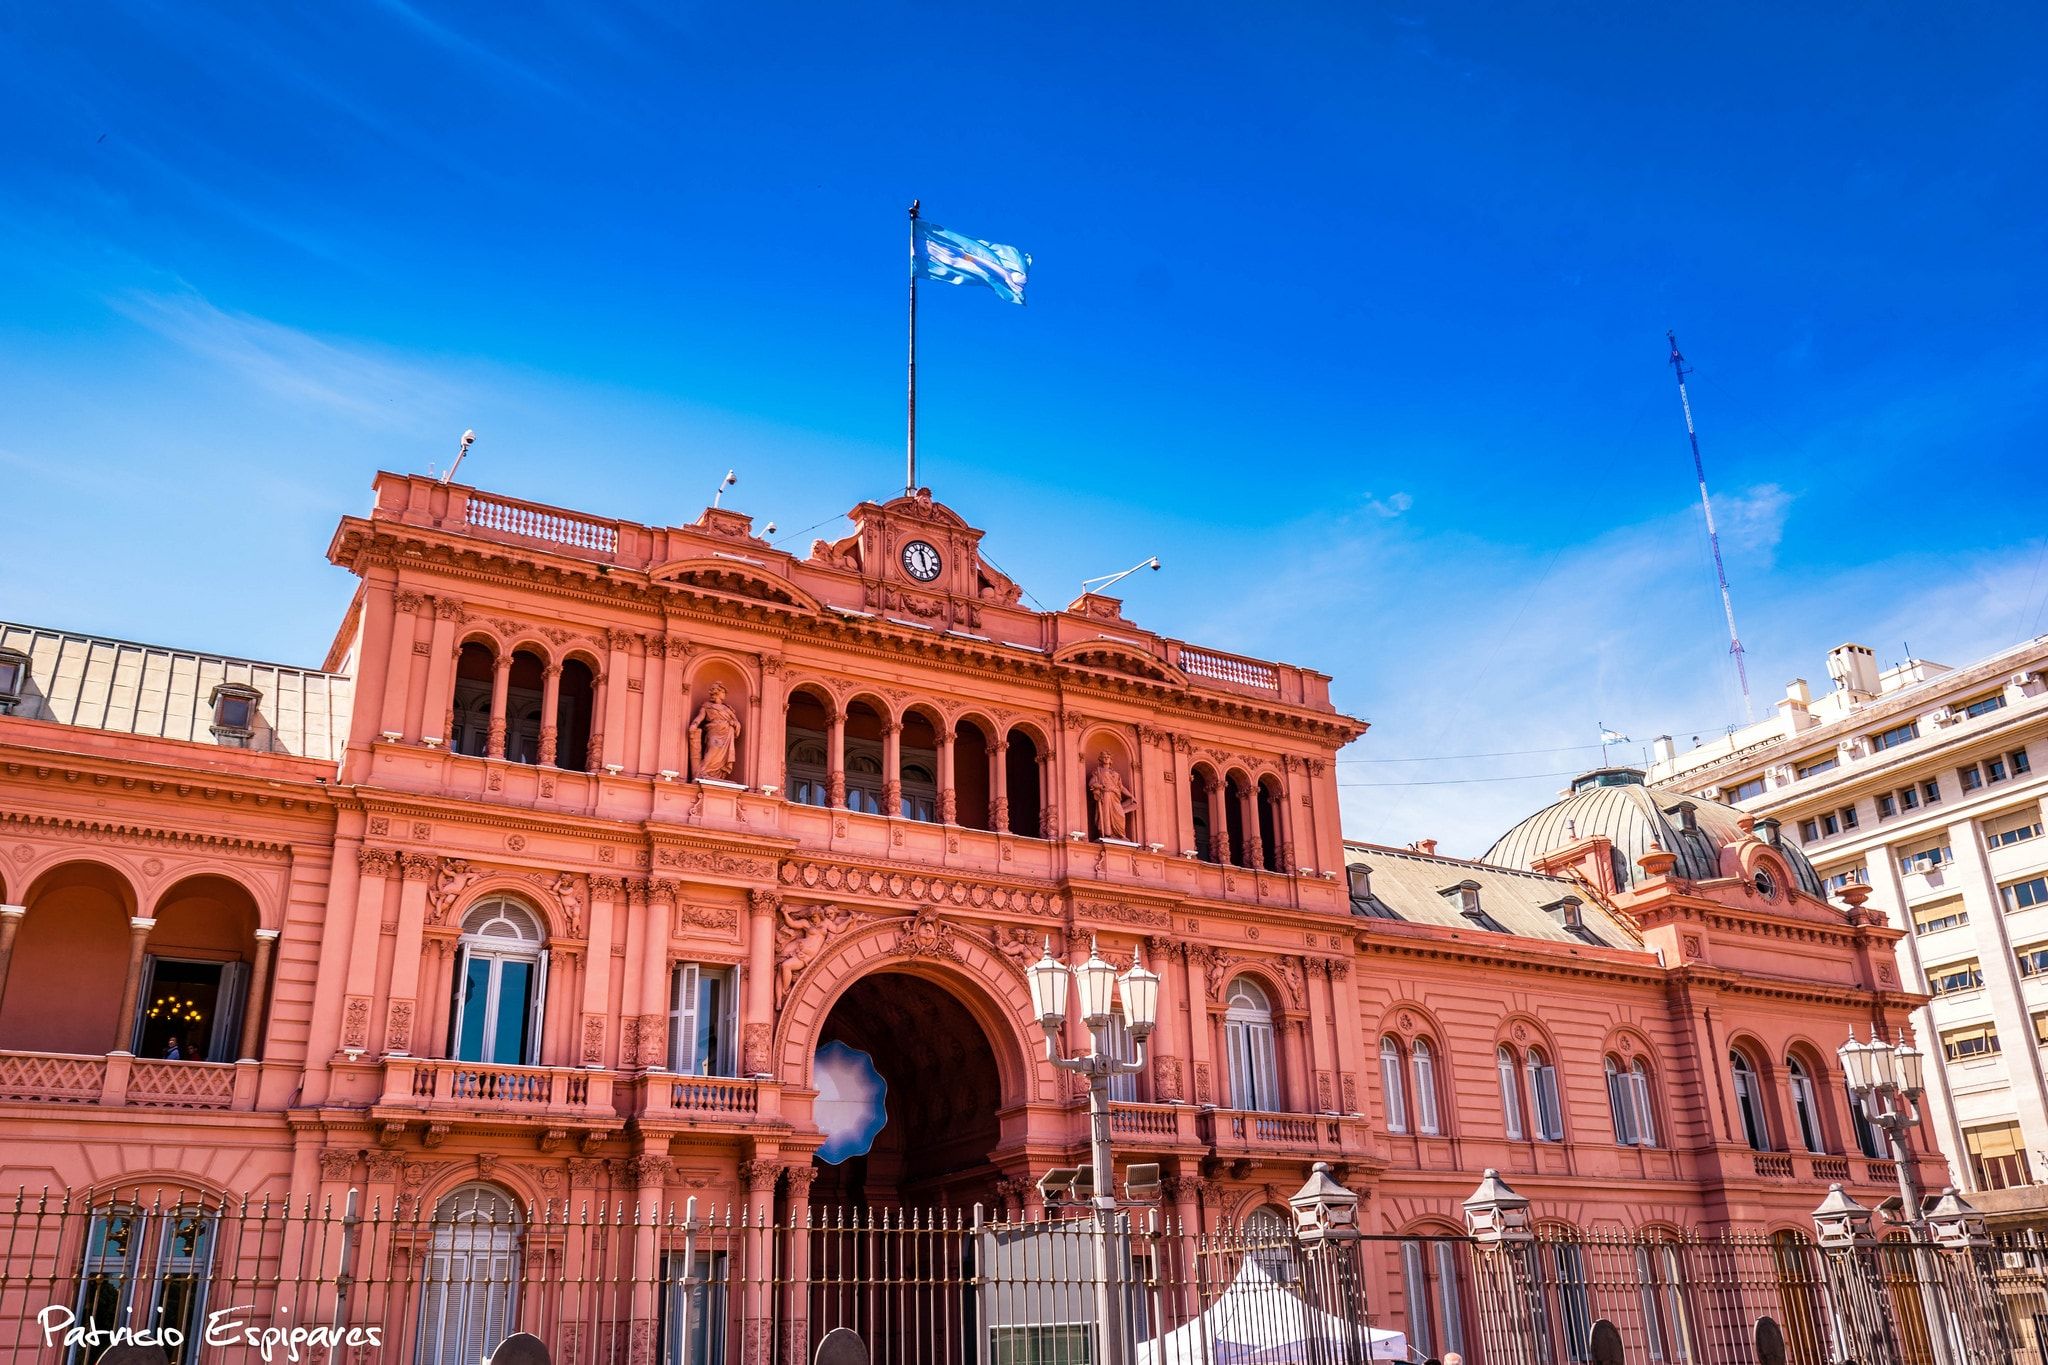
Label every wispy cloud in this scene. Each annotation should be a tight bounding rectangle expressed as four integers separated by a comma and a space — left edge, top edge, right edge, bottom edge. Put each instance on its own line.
107, 287, 466, 429
369, 0, 563, 96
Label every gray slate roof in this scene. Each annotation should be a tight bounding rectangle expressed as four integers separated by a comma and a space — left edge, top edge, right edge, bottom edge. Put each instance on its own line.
1342, 842, 1645, 950
0, 621, 352, 762
1482, 768, 1825, 899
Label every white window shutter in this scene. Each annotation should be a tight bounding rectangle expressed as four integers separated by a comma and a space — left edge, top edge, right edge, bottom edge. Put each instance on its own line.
527, 949, 549, 1066
672, 964, 699, 1074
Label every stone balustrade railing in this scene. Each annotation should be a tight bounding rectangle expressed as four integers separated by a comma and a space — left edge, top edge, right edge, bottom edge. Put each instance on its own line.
0, 1050, 253, 1111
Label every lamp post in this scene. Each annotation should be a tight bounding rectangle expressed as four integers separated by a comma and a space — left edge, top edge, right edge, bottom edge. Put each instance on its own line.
1839, 1024, 1952, 1364
1028, 939, 1160, 1365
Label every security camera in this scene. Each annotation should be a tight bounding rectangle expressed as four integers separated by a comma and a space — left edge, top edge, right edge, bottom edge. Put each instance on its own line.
1148, 558, 1162, 571
460, 429, 476, 450
764, 521, 778, 536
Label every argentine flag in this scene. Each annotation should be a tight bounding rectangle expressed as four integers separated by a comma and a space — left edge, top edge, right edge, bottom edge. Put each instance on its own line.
915, 221, 1030, 304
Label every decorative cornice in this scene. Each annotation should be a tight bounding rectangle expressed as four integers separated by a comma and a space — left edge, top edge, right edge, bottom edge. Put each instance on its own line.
0, 808, 293, 860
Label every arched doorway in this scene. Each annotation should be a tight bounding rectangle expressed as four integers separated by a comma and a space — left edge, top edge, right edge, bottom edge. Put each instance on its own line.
416, 1184, 522, 1365
810, 970, 1006, 1210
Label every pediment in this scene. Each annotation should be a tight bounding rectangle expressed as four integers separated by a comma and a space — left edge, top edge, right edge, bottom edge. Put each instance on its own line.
649, 558, 821, 613
1051, 639, 1188, 686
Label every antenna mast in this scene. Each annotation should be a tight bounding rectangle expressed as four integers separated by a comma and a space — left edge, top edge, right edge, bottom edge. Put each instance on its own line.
1666, 331, 1754, 723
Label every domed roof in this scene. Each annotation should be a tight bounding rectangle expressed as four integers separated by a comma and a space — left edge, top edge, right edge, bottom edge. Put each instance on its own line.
1481, 767, 1826, 899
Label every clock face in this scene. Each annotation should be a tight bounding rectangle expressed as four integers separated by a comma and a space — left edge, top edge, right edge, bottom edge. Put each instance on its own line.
901, 540, 943, 583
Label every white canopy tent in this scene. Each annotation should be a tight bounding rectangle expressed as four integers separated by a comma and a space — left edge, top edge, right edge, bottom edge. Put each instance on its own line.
1136, 1256, 1410, 1364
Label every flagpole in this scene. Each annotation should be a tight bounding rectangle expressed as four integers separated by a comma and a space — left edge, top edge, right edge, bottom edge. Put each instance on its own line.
906, 199, 920, 494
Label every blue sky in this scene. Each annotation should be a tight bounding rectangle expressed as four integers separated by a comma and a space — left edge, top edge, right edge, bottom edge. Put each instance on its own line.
4, 4, 2044, 853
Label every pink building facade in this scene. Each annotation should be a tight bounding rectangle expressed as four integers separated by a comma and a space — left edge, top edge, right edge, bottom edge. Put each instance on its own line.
0, 473, 1940, 1357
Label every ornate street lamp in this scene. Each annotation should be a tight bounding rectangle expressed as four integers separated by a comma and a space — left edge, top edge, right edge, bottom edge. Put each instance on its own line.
1839, 1024, 1955, 1365
1925, 1187, 1991, 1253
1811, 1182, 1876, 1251
1462, 1168, 1534, 1246
1029, 939, 1161, 1365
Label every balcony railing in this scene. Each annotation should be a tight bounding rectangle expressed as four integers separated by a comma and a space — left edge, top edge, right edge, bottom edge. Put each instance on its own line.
381, 1057, 612, 1118
1752, 1153, 1796, 1180
1197, 1107, 1361, 1158
0, 1051, 255, 1110
465, 492, 620, 556
641, 1074, 762, 1119
1109, 1102, 1198, 1145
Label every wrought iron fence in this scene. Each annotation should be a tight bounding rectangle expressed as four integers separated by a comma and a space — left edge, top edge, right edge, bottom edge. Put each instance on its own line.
5, 1183, 2048, 1365
0, 1186, 1387, 1365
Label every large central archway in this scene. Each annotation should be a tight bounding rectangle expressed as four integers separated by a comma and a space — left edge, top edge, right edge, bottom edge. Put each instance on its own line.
811, 970, 1003, 1209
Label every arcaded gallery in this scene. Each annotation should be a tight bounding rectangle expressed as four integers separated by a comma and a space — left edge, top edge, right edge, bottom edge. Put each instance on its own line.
0, 473, 1942, 1362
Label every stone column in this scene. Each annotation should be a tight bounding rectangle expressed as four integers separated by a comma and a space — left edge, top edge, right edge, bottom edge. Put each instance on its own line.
826, 708, 848, 809
990, 737, 1011, 834
1038, 750, 1057, 838
0, 905, 25, 1010
1240, 783, 1264, 870
1324, 961, 1360, 1115
747, 662, 775, 789
781, 1164, 816, 1361
1183, 947, 1216, 1107
938, 726, 958, 824
417, 596, 463, 745
641, 882, 674, 1069
342, 848, 393, 1054
378, 590, 420, 741
586, 668, 611, 772
384, 854, 436, 1055
743, 891, 778, 1075
738, 1157, 781, 1365
581, 877, 622, 1067
485, 652, 512, 758
237, 929, 280, 1062
627, 1150, 671, 1365
620, 880, 651, 1067
112, 917, 157, 1054
882, 720, 904, 816
1166, 1173, 1205, 1327
655, 636, 689, 778
538, 663, 562, 766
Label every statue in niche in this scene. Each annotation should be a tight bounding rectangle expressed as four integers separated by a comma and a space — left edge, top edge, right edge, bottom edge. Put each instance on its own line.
1089, 752, 1137, 842
687, 681, 743, 781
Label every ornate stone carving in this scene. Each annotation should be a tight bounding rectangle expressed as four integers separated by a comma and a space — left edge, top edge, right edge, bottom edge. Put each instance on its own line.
992, 924, 1055, 976
429, 858, 480, 926
386, 998, 414, 1052
358, 846, 394, 875
676, 903, 740, 934
318, 1148, 356, 1181
1341, 1074, 1359, 1114
1316, 1071, 1334, 1112
738, 1159, 781, 1194
687, 681, 743, 781
776, 903, 858, 1005
742, 1022, 772, 1076
1193, 1062, 1213, 1105
342, 996, 372, 1049
625, 1154, 672, 1189
1155, 1057, 1185, 1102
892, 908, 959, 960
582, 1014, 606, 1066
399, 851, 436, 883
1074, 899, 1173, 929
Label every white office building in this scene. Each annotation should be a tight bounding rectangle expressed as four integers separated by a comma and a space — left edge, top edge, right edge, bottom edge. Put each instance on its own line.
1648, 634, 2048, 1226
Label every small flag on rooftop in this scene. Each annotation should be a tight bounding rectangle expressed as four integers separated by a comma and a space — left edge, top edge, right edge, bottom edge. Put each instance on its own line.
914, 220, 1030, 305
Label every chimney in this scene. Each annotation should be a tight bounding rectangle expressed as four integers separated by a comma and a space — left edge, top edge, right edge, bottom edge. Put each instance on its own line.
1825, 643, 1880, 699
1413, 838, 1438, 856
1651, 735, 1676, 765
1785, 677, 1811, 706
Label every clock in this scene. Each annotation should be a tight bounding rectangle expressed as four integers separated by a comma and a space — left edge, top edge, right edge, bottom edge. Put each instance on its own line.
901, 540, 943, 582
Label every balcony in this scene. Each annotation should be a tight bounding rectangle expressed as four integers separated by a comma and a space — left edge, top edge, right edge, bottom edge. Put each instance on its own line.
1108, 1102, 1200, 1149
1197, 1107, 1369, 1164
633, 1073, 786, 1132
372, 1057, 624, 1143
0, 1050, 259, 1111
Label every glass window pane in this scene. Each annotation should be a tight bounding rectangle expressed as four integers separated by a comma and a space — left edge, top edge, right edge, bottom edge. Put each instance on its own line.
491, 960, 533, 1065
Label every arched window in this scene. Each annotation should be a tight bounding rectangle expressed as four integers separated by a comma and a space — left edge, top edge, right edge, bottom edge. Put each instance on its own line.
1606, 1057, 1636, 1146
786, 737, 830, 807
1497, 1046, 1525, 1141
845, 751, 885, 815
1380, 1037, 1408, 1133
1256, 778, 1283, 873
1526, 1046, 1563, 1141
1411, 1038, 1440, 1135
1731, 1050, 1770, 1151
1243, 1205, 1295, 1281
1549, 1238, 1594, 1362
450, 642, 495, 757
452, 899, 545, 1066
901, 762, 939, 824
1788, 1056, 1825, 1154
1400, 1236, 1466, 1360
1630, 1059, 1658, 1148
1224, 978, 1279, 1112
1846, 1079, 1881, 1158
418, 1185, 522, 1365
1634, 1239, 1696, 1362
73, 1200, 220, 1356
1189, 770, 1217, 862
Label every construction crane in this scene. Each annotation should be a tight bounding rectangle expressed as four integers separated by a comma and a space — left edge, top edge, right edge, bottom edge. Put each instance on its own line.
1666, 331, 1755, 723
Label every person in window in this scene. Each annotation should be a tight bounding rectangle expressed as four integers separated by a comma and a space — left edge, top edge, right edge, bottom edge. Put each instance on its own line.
164, 1034, 183, 1060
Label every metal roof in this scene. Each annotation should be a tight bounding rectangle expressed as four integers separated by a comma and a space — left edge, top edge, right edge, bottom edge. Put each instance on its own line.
1342, 843, 1645, 950
0, 620, 352, 762
1481, 768, 1825, 899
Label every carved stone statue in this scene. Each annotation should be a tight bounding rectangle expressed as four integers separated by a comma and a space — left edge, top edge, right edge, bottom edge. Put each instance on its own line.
428, 858, 481, 926
1089, 753, 1136, 842
687, 682, 743, 782
776, 903, 855, 1004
